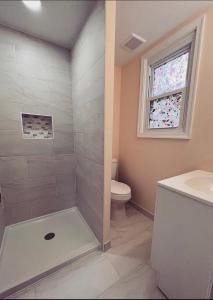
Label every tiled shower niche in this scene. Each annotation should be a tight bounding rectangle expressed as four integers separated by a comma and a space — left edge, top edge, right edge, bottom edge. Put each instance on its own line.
21, 113, 53, 139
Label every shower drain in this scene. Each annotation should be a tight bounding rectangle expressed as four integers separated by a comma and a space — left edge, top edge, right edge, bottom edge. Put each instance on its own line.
44, 232, 55, 240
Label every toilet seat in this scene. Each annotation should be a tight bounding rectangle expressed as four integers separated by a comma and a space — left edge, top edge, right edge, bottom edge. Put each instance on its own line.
111, 180, 131, 201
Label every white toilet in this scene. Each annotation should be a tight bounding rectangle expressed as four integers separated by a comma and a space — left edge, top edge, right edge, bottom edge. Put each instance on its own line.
111, 159, 131, 220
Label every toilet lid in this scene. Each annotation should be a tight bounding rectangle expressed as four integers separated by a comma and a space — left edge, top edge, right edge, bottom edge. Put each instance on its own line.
111, 180, 131, 195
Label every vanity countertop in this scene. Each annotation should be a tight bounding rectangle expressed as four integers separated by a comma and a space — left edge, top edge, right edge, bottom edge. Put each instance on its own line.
158, 170, 213, 207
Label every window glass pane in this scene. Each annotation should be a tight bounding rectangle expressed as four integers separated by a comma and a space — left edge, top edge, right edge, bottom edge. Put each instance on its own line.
152, 52, 189, 97
149, 93, 182, 129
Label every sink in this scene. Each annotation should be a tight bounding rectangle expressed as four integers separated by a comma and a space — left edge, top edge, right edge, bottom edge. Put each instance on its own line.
185, 176, 213, 195
158, 170, 213, 207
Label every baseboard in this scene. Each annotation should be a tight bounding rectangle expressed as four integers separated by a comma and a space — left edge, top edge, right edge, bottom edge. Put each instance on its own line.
129, 201, 154, 220
102, 240, 111, 252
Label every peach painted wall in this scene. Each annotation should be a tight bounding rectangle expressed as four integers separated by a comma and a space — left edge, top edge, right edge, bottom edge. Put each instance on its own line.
112, 66, 121, 159
103, 0, 116, 247
118, 7, 213, 214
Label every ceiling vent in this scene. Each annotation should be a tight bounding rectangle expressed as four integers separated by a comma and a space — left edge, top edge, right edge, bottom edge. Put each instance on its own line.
121, 33, 146, 52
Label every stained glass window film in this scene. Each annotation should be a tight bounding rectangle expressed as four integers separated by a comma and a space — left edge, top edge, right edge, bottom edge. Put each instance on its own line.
149, 92, 182, 129
152, 52, 189, 97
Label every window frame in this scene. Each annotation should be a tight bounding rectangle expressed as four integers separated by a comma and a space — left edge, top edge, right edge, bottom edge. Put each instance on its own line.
137, 16, 205, 139
147, 43, 192, 132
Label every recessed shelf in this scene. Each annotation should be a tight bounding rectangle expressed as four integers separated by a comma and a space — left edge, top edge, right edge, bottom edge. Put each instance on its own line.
21, 113, 53, 139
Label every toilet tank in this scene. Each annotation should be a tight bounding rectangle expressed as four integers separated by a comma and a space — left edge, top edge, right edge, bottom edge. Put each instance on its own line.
111, 159, 118, 180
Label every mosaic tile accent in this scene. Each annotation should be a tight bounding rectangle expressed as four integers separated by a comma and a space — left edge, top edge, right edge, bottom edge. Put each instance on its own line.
22, 114, 53, 139
152, 52, 189, 97
149, 92, 182, 129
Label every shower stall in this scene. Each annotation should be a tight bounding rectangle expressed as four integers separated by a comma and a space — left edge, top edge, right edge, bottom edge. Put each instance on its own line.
0, 1, 108, 297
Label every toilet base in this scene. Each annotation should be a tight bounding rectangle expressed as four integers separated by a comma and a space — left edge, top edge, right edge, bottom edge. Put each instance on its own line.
111, 201, 127, 221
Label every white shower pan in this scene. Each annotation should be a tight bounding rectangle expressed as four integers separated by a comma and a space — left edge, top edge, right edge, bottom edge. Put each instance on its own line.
0, 207, 99, 298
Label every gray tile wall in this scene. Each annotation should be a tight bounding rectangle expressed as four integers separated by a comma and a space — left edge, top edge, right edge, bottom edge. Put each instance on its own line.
71, 2, 105, 242
0, 204, 5, 247
0, 26, 76, 241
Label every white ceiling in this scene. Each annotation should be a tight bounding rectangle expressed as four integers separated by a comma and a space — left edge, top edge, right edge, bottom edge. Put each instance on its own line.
0, 0, 95, 49
0, 1, 212, 62
116, 0, 213, 66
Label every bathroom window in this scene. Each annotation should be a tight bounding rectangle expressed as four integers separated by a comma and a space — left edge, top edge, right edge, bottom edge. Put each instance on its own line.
137, 17, 204, 139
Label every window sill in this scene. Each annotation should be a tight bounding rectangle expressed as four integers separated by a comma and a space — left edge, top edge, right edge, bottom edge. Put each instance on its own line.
137, 132, 192, 140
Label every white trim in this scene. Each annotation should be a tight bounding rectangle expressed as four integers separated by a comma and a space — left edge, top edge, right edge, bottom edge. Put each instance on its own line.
137, 15, 205, 139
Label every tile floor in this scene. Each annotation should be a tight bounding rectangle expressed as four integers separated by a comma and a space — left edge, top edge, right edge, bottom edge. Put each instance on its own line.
6, 205, 165, 299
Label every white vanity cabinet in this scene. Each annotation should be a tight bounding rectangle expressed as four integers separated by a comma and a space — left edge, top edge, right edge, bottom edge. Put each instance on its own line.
151, 170, 213, 299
